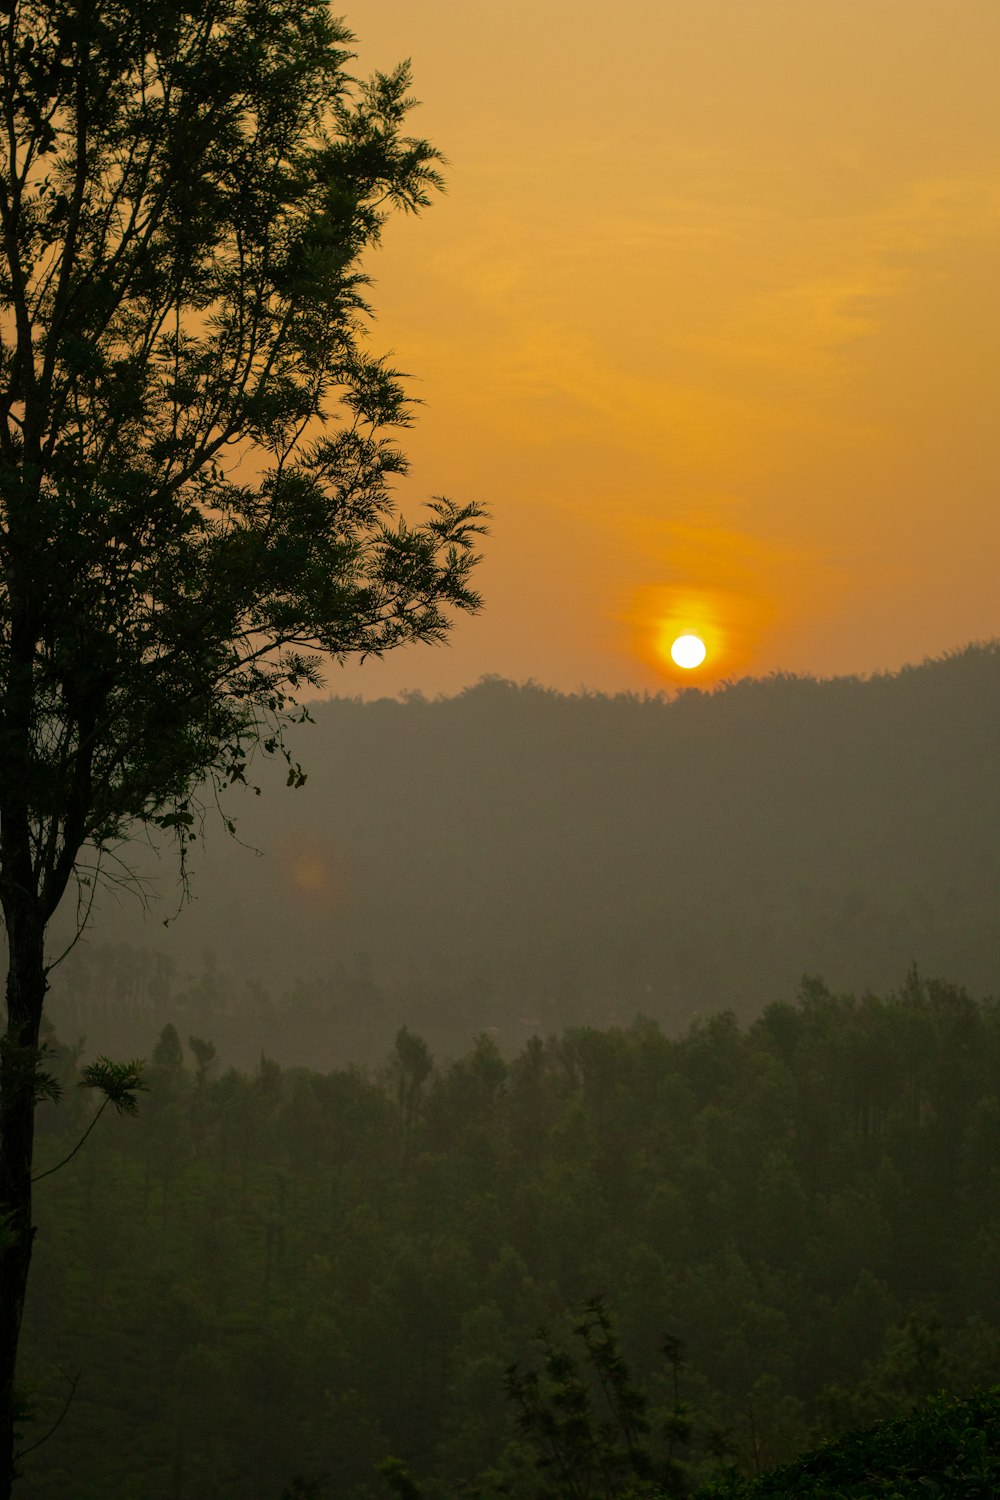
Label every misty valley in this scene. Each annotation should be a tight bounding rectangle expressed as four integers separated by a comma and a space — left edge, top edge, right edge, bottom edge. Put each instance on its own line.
15, 646, 1000, 1496
5, 0, 1000, 1488
45, 648, 1000, 1072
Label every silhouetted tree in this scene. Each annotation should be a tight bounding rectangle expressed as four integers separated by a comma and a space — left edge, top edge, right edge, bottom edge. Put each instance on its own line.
0, 0, 485, 1489
188, 1035, 217, 1087
152, 1024, 185, 1077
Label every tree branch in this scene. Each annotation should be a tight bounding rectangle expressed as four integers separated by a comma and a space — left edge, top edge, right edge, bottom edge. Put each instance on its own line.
30, 1096, 110, 1184
13, 1366, 80, 1463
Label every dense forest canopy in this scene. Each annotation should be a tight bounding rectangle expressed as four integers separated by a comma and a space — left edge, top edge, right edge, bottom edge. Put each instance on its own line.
16, 972, 1000, 1495
46, 642, 1000, 1071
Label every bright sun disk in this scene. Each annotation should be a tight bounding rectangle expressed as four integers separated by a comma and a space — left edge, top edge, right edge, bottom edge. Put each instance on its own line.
670, 633, 707, 669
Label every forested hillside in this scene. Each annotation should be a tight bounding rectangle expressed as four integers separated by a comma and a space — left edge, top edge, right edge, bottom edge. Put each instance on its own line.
46, 643, 1000, 1070
18, 973, 1000, 1496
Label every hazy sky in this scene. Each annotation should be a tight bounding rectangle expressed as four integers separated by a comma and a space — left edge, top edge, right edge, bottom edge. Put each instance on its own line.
328, 0, 1000, 698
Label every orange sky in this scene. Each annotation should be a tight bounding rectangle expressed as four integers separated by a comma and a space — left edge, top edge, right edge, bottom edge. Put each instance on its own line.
328, 0, 1000, 698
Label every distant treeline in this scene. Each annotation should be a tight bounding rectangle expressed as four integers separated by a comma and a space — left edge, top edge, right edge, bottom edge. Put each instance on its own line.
45, 642, 1000, 1069
19, 972, 1000, 1497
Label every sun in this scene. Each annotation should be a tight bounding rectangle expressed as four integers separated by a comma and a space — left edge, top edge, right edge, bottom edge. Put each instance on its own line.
670, 633, 707, 670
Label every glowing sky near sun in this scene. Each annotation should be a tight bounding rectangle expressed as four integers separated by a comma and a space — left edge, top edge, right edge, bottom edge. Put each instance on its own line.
328, 0, 1000, 698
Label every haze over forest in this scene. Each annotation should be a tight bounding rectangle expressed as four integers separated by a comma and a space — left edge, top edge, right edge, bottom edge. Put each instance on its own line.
8, 0, 1000, 1493
48, 642, 1000, 1073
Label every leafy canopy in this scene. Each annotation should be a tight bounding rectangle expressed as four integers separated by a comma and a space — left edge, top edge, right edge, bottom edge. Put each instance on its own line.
0, 0, 485, 916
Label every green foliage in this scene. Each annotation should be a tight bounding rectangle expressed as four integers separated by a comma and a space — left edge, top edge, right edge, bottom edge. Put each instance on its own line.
502, 1297, 690, 1499
0, 0, 486, 898
152, 1024, 185, 1074
693, 1387, 1000, 1498
18, 977, 1000, 1496
378, 1456, 426, 1499
188, 1035, 218, 1085
78, 1058, 147, 1118
0, 1038, 62, 1107
31, 1054, 147, 1184
279, 1477, 330, 1499
0, 6, 483, 1488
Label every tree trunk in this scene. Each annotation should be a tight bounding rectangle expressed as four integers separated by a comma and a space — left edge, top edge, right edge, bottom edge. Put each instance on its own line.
0, 913, 47, 1500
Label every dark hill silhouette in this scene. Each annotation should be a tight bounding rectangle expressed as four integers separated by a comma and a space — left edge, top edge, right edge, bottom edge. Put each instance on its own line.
46, 642, 1000, 1067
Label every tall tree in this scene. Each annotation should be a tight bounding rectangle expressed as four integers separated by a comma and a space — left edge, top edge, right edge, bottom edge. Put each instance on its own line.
0, 0, 485, 1489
